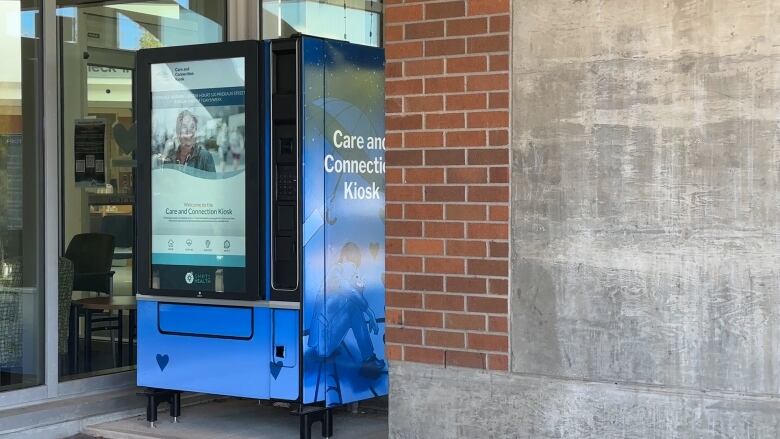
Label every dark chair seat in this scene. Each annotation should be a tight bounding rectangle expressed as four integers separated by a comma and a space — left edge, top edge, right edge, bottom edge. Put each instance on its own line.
73, 271, 115, 295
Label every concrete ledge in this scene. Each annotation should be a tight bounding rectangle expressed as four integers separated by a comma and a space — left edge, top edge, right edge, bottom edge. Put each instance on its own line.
83, 398, 387, 439
390, 361, 780, 438
0, 388, 212, 439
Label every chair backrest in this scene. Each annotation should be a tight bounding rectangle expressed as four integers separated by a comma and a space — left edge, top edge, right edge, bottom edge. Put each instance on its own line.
64, 233, 115, 274
65, 233, 114, 273
58, 257, 74, 355
65, 233, 115, 295
0, 258, 22, 366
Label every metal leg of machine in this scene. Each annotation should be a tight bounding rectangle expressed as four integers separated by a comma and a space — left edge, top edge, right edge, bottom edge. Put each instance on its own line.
296, 406, 333, 439
138, 388, 182, 428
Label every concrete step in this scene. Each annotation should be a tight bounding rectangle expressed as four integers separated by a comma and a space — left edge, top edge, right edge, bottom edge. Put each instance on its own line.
83, 398, 388, 439
0, 388, 210, 439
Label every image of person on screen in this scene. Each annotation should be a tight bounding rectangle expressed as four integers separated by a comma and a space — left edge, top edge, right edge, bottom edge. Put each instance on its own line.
163, 109, 215, 172
307, 242, 385, 379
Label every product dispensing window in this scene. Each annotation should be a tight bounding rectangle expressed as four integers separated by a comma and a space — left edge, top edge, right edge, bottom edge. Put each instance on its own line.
136, 41, 262, 301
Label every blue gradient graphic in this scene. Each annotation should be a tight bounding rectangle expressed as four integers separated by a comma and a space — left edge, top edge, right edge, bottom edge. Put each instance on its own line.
151, 253, 245, 267
300, 38, 387, 406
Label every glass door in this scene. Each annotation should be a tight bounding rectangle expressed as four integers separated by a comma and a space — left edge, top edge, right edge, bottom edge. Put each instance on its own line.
0, 0, 44, 394
57, 0, 228, 381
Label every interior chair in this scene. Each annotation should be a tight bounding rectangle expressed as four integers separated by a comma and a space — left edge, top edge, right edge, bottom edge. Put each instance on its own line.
65, 233, 120, 371
65, 233, 116, 297
58, 257, 75, 375
0, 258, 22, 386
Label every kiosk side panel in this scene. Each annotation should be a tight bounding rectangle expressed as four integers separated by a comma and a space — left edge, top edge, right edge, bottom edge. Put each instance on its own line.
322, 40, 387, 407
299, 37, 328, 405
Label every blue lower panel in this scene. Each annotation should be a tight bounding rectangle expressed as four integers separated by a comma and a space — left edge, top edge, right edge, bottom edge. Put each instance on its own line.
138, 300, 295, 399
270, 309, 299, 400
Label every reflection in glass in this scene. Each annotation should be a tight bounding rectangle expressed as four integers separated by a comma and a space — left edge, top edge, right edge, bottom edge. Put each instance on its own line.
262, 0, 382, 47
0, 0, 43, 392
57, 0, 226, 382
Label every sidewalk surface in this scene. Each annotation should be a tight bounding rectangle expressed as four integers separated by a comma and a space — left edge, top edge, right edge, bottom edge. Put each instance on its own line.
77, 397, 387, 439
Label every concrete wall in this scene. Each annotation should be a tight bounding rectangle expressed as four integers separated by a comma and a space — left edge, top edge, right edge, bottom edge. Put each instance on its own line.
391, 0, 780, 437
513, 0, 780, 396
391, 362, 780, 438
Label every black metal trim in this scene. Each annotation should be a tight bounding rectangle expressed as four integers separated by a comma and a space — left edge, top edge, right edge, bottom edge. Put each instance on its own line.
295, 35, 304, 306
295, 36, 305, 405
135, 40, 263, 301
268, 37, 302, 302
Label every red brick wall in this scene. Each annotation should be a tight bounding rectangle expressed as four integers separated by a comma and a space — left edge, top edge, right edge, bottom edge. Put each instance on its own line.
384, 0, 510, 371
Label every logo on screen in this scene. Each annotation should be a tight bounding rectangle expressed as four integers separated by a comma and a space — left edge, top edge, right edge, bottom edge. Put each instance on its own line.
184, 271, 212, 286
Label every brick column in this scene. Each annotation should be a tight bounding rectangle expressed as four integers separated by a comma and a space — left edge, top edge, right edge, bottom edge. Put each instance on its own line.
384, 0, 510, 371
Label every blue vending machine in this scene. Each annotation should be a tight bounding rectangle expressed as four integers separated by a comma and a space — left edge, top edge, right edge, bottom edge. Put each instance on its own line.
134, 36, 386, 438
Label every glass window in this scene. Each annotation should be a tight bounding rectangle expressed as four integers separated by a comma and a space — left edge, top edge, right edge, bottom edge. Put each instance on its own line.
0, 0, 44, 392
57, 0, 226, 382
262, 0, 382, 47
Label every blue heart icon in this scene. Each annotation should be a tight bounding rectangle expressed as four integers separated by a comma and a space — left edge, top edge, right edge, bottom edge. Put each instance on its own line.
270, 361, 283, 379
156, 354, 169, 371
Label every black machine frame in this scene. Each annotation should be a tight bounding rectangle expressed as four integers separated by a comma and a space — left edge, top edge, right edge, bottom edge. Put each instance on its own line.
268, 37, 302, 304
135, 40, 263, 301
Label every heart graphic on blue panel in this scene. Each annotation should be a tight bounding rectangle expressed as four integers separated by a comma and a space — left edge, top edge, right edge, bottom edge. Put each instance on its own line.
270, 361, 283, 379
369, 242, 379, 260
156, 354, 169, 371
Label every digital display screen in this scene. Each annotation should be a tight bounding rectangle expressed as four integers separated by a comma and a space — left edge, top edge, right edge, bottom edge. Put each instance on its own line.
150, 57, 246, 294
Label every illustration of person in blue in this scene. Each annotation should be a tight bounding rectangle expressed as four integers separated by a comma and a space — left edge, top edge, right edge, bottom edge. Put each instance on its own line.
307, 242, 385, 379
